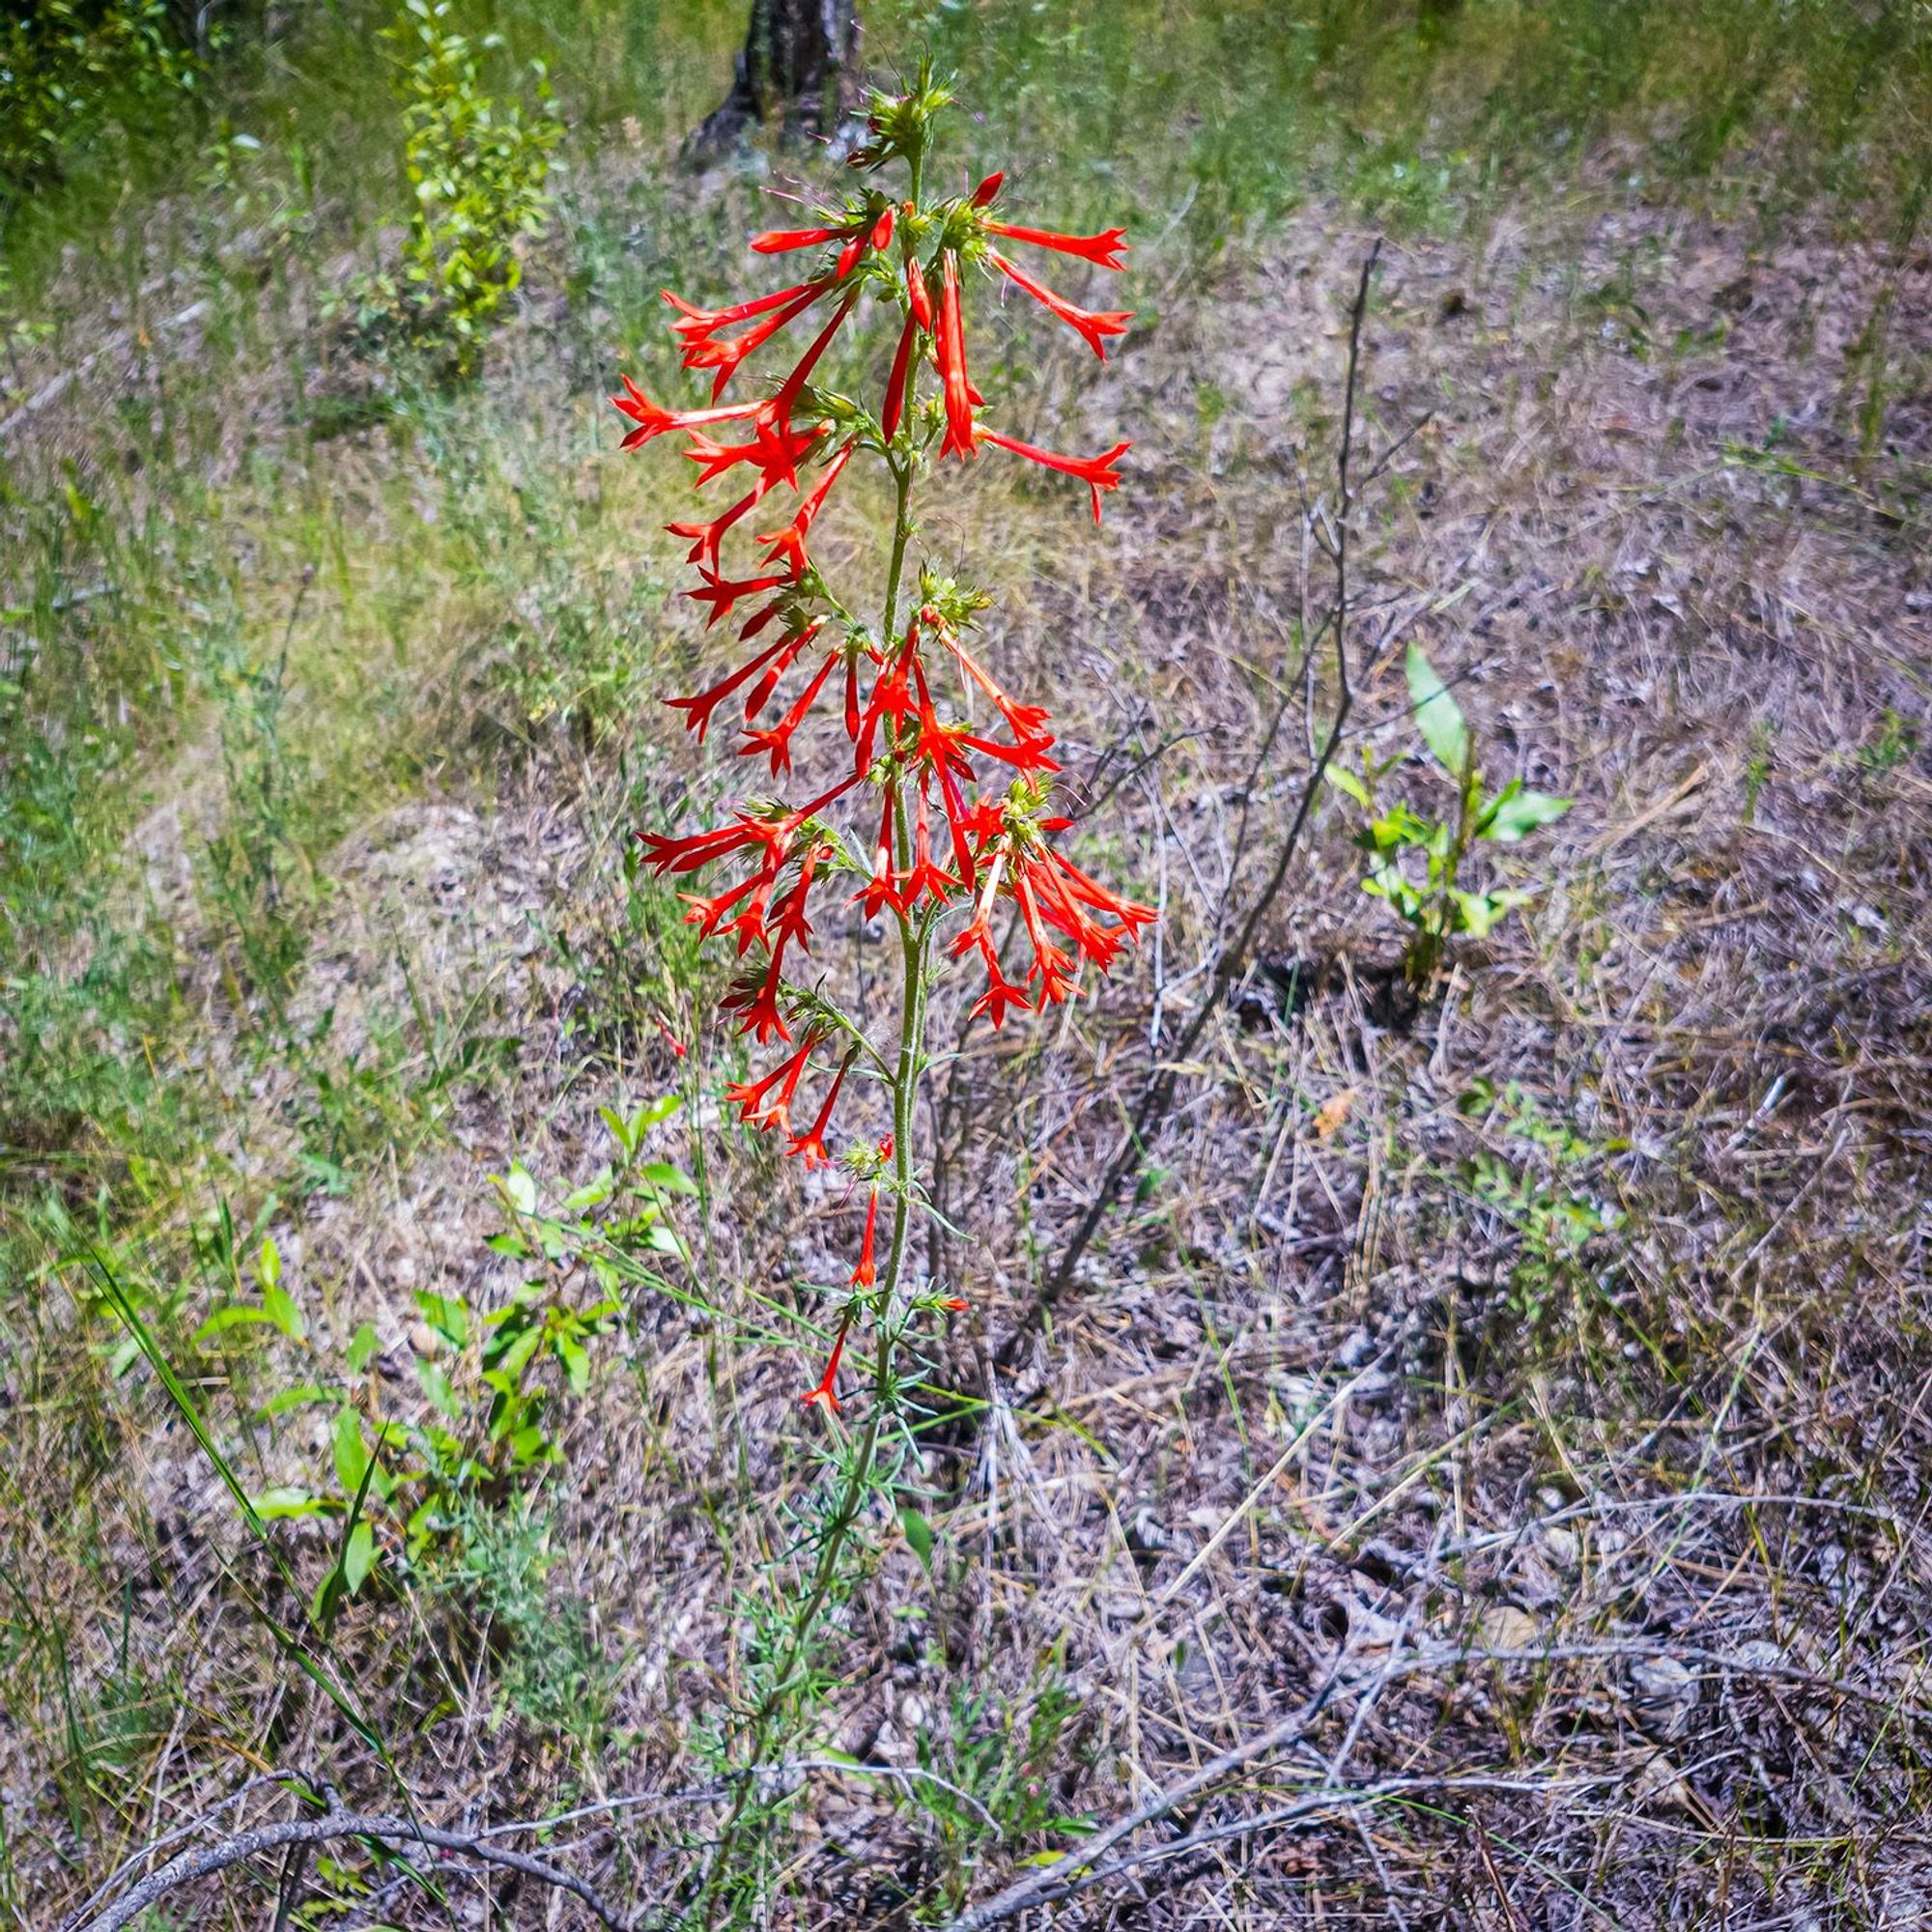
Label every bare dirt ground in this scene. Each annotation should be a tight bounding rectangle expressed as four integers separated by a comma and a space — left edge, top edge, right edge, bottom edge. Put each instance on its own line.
11, 154, 1932, 1928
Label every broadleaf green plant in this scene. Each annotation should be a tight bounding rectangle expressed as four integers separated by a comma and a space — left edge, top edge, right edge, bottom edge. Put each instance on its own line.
1327, 642, 1570, 987
199, 1102, 691, 1607
362, 0, 564, 378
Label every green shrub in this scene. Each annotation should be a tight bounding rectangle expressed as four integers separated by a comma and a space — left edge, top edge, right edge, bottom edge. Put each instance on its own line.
373, 0, 564, 377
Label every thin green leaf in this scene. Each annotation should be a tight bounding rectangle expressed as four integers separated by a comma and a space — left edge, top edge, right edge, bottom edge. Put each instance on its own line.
263, 1281, 305, 1343
637, 1161, 699, 1195
1323, 763, 1372, 808
252, 1487, 328, 1520
86, 1254, 394, 1759
342, 1520, 377, 1595
1483, 788, 1572, 842
413, 1289, 469, 1349
554, 1331, 590, 1395
332, 1406, 371, 1493
258, 1383, 333, 1419
899, 1506, 934, 1570
415, 1357, 463, 1420
1406, 641, 1469, 778
194, 1305, 279, 1341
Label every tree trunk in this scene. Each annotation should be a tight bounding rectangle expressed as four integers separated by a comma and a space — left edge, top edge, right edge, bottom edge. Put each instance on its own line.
689, 0, 861, 159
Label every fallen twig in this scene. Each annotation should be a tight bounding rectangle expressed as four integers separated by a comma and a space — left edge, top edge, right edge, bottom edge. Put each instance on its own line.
65, 1805, 638, 1932
936, 1631, 1932, 1930
0, 299, 211, 442
1013, 239, 1384, 1347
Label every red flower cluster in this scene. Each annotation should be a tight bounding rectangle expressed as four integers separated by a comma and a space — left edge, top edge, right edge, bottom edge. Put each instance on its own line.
613, 99, 1152, 1406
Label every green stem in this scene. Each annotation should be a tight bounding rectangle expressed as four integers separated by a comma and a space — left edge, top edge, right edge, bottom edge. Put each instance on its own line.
703, 371, 931, 1927
881, 454, 915, 645
701, 910, 928, 1923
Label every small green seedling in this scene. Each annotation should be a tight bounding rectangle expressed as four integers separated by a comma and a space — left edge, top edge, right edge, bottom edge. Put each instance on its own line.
199, 1101, 691, 1611
1458, 1079, 1622, 1326
1327, 643, 1571, 987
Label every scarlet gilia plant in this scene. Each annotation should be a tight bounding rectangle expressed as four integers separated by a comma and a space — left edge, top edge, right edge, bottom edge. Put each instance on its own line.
614, 71, 1148, 1917
616, 73, 1148, 1419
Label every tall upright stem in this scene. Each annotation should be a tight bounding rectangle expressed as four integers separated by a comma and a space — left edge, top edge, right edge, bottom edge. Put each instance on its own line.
881, 455, 915, 646
704, 435, 931, 1928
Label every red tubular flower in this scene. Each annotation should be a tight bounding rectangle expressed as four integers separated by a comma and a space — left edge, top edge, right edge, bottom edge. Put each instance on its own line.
752, 226, 846, 253
755, 440, 855, 578
770, 840, 827, 952
742, 651, 838, 777
978, 429, 1130, 522
667, 487, 765, 573
939, 630, 1055, 750
681, 874, 761, 941
870, 208, 895, 251
955, 794, 1009, 853
849, 1185, 879, 1288
725, 1031, 824, 1130
854, 632, 918, 781
636, 815, 778, 876
905, 255, 933, 331
664, 281, 822, 335
665, 628, 804, 742
683, 420, 826, 491
986, 248, 1132, 360
898, 783, 957, 909
858, 781, 904, 921
982, 219, 1129, 270
971, 171, 1005, 208
786, 1049, 856, 1167
1046, 848, 1157, 939
737, 595, 790, 642
843, 654, 862, 743
882, 311, 918, 439
670, 281, 833, 398
639, 775, 859, 880
1015, 840, 1152, 996
688, 568, 791, 627
611, 379, 763, 450
1013, 867, 1078, 1008
741, 621, 822, 724
958, 731, 1060, 778
932, 753, 978, 890
971, 963, 1033, 1028
801, 1308, 850, 1414
936, 253, 976, 460
724, 949, 793, 1043
783, 300, 862, 429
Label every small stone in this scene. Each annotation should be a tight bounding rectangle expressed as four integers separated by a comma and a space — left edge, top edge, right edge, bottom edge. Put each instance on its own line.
1542, 1527, 1580, 1571
1335, 1328, 1376, 1371
1479, 1605, 1542, 1652
1630, 1749, 1697, 1813
1628, 1654, 1699, 1740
